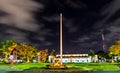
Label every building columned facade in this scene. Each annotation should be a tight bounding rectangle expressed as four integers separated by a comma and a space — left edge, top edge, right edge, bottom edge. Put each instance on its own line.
49, 54, 98, 63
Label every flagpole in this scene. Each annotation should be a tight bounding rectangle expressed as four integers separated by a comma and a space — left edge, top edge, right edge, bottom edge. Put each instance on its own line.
60, 13, 63, 64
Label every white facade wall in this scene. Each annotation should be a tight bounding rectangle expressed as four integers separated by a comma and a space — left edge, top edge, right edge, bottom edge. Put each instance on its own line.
48, 56, 55, 63
48, 54, 98, 63
58, 57, 92, 63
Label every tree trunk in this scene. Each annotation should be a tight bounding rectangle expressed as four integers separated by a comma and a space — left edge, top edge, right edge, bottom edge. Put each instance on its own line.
70, 57, 72, 63
37, 55, 40, 63
112, 56, 114, 63
27, 57, 30, 63
12, 50, 17, 63
5, 53, 9, 63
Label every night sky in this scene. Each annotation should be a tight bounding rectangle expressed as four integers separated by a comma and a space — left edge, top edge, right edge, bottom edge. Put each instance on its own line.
0, 0, 120, 54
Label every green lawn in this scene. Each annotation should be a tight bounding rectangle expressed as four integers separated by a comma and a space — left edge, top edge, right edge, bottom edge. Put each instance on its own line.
11, 63, 120, 71
66, 63, 120, 71
11, 62, 50, 70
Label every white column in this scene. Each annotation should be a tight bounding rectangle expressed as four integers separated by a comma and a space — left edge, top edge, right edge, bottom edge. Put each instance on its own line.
60, 13, 63, 64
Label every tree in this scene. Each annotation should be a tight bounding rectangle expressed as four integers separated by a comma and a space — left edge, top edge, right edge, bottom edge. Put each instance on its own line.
88, 50, 95, 57
0, 50, 3, 59
16, 43, 27, 62
0, 42, 4, 59
26, 45, 38, 63
0, 40, 17, 63
0, 40, 39, 63
16, 43, 38, 63
50, 50, 56, 56
109, 39, 120, 62
109, 39, 120, 56
96, 51, 110, 59
96, 51, 111, 62
88, 50, 95, 62
37, 49, 48, 63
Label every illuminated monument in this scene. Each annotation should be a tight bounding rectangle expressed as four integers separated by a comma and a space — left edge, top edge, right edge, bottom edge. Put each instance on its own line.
60, 13, 63, 65
47, 13, 66, 69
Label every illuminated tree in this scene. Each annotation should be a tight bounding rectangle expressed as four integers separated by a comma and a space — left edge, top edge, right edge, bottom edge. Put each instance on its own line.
109, 39, 120, 56
37, 49, 48, 63
0, 42, 4, 59
16, 43, 27, 61
26, 45, 37, 63
0, 40, 39, 63
109, 39, 120, 62
0, 40, 17, 63
50, 49, 56, 56
16, 43, 38, 63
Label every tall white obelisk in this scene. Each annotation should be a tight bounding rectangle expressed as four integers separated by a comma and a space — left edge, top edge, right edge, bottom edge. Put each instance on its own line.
60, 13, 63, 64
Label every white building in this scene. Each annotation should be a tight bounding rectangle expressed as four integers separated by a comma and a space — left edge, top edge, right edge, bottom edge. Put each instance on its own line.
48, 55, 55, 63
48, 54, 98, 63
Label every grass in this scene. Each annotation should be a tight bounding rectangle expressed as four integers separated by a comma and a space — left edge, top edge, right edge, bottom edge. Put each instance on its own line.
10, 62, 120, 71
66, 63, 120, 71
11, 62, 50, 70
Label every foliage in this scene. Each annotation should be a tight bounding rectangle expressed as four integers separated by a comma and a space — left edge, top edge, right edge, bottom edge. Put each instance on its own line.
50, 49, 56, 56
0, 40, 17, 63
109, 39, 120, 56
26, 44, 38, 62
0, 40, 49, 63
88, 50, 95, 56
16, 43, 38, 63
38, 49, 48, 63
0, 50, 3, 58
88, 50, 95, 62
96, 51, 111, 59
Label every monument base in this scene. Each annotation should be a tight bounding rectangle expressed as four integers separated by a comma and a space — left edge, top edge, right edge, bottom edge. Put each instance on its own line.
46, 64, 67, 69
46, 59, 67, 69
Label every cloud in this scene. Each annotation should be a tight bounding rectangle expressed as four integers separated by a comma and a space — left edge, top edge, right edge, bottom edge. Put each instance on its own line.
101, 0, 120, 20
0, 0, 53, 47
106, 24, 120, 41
73, 36, 90, 43
66, 0, 87, 9
73, 0, 120, 49
1, 28, 28, 42
43, 15, 79, 34
100, 0, 120, 41
90, 0, 120, 47
65, 19, 78, 33
0, 0, 43, 31
74, 35, 101, 47
42, 15, 60, 22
